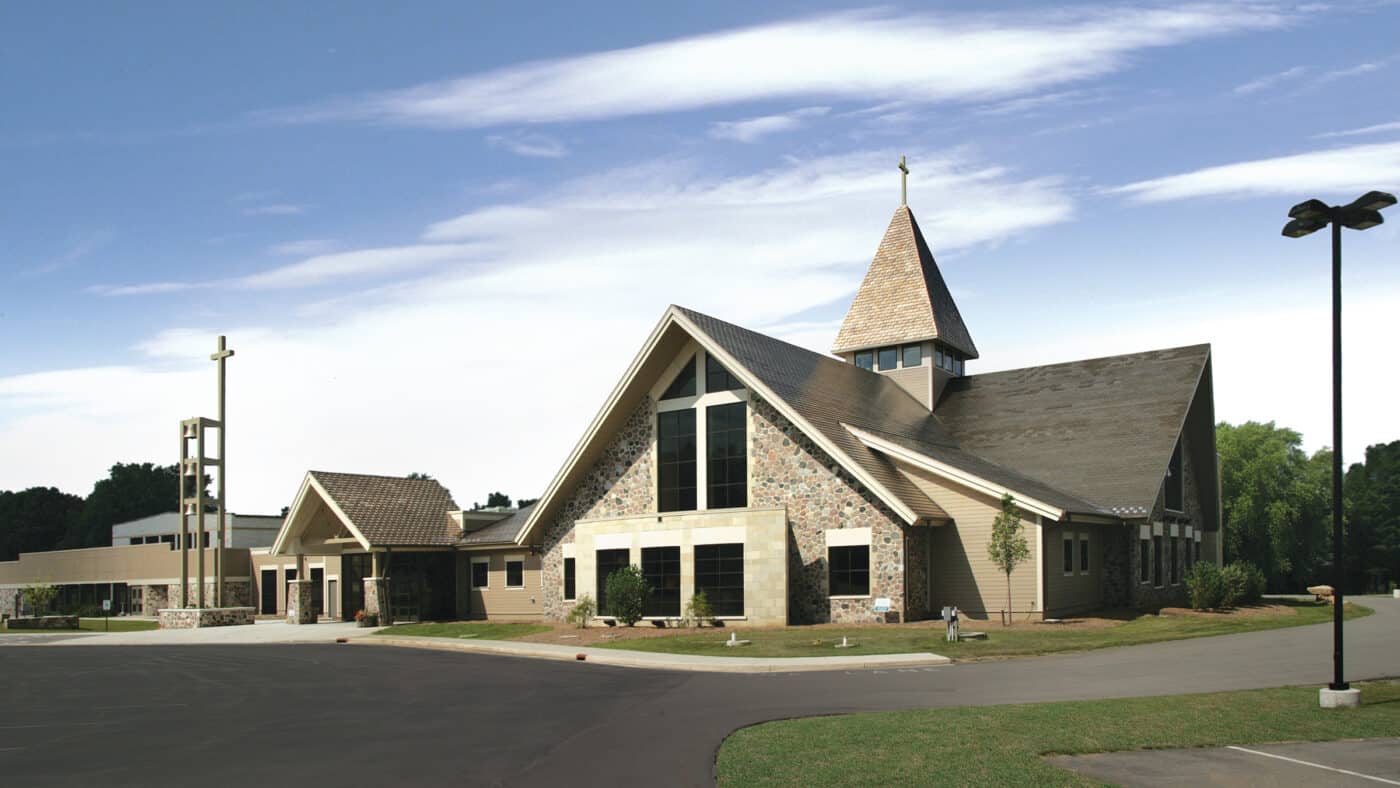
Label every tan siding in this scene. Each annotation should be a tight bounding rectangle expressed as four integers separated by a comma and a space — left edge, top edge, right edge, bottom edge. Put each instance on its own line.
1042, 523, 1103, 616
466, 550, 544, 620
880, 365, 931, 408
899, 462, 1037, 620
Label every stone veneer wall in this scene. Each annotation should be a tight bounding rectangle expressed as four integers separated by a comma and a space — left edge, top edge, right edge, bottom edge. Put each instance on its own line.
1101, 525, 1131, 608
0, 586, 18, 619
1127, 426, 1208, 610
163, 580, 251, 610
539, 399, 656, 621
904, 526, 932, 621
364, 577, 389, 624
286, 579, 316, 624
158, 607, 255, 629
749, 397, 907, 624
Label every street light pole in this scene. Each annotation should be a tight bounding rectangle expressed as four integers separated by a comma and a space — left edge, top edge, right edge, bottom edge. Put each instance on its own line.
1282, 189, 1394, 705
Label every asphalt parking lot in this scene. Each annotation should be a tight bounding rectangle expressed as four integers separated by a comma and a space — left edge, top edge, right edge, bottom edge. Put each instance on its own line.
1050, 738, 1400, 786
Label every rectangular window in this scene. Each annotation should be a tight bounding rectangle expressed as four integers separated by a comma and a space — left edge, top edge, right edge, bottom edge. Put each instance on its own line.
1139, 538, 1150, 583
1063, 536, 1074, 575
706, 402, 747, 509
160, 534, 175, 548
471, 559, 489, 589
705, 355, 743, 393
877, 346, 898, 370
595, 548, 630, 617
563, 557, 576, 600
505, 557, 524, 589
694, 543, 744, 617
1195, 539, 1202, 563
1170, 538, 1180, 585
854, 351, 874, 370
641, 546, 681, 617
1153, 535, 1163, 586
1080, 537, 1090, 574
953, 358, 964, 376
901, 344, 922, 367
828, 545, 870, 596
1166, 438, 1184, 512
657, 409, 697, 512
934, 349, 944, 368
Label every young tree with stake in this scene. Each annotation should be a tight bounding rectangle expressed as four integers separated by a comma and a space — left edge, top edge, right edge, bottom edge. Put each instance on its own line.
987, 494, 1030, 626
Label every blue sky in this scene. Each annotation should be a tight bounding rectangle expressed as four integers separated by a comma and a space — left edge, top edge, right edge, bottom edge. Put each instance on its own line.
3, 2, 1399, 512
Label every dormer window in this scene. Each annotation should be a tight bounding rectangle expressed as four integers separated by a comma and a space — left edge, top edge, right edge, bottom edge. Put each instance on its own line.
854, 351, 874, 370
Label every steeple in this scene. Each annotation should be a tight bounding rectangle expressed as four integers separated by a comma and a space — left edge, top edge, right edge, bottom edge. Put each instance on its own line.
832, 204, 978, 360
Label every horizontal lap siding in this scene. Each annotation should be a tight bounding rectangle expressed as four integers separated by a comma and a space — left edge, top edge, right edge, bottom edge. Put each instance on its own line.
466, 551, 544, 619
1043, 523, 1102, 616
899, 462, 1037, 619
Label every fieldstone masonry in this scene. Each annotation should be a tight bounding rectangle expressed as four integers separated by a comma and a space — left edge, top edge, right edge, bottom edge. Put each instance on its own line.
286, 579, 316, 624
164, 580, 252, 610
749, 397, 907, 624
0, 586, 18, 619
363, 577, 390, 625
158, 607, 255, 629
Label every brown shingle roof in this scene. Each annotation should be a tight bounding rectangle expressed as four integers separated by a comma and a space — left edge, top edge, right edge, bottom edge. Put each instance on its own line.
310, 471, 460, 547
458, 503, 536, 546
831, 206, 978, 358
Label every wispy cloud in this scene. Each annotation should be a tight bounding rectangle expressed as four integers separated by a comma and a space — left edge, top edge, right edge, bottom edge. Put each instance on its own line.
1233, 64, 1307, 94
269, 5, 1288, 128
88, 281, 209, 297
709, 107, 830, 143
485, 131, 569, 158
1108, 140, 1400, 202
25, 229, 114, 277
243, 203, 309, 216
1315, 119, 1400, 139
974, 89, 1104, 116
269, 239, 339, 256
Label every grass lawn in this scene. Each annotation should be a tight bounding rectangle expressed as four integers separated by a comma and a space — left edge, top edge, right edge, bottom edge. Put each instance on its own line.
1, 618, 159, 633
717, 681, 1400, 786
373, 621, 552, 640
597, 600, 1369, 659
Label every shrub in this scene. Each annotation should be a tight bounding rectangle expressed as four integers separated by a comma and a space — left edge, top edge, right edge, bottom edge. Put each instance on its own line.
603, 565, 649, 626
20, 583, 57, 617
566, 594, 596, 628
1241, 563, 1267, 604
684, 590, 713, 628
1220, 563, 1250, 608
1185, 561, 1224, 610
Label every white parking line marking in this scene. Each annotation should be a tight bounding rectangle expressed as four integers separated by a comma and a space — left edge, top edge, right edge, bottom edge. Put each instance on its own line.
1226, 745, 1400, 785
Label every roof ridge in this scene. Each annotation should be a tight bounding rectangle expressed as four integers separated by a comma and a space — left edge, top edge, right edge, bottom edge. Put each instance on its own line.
955, 343, 1210, 382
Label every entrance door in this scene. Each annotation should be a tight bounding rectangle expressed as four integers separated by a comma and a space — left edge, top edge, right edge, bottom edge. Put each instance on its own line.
284, 568, 297, 613
260, 569, 277, 614
311, 568, 325, 618
327, 579, 338, 619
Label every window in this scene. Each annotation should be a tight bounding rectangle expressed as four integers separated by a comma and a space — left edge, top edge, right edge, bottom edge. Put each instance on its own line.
1165, 438, 1184, 512
828, 545, 870, 596
854, 351, 874, 370
642, 546, 681, 617
1195, 539, 1202, 563
1139, 538, 1150, 583
943, 352, 956, 372
1153, 535, 1163, 586
505, 557, 524, 589
471, 559, 489, 589
901, 344, 922, 367
694, 543, 744, 617
657, 409, 697, 512
706, 402, 747, 509
201, 532, 211, 548
660, 355, 697, 400
953, 358, 964, 376
934, 349, 944, 368
1170, 538, 1179, 585
1080, 536, 1090, 574
705, 356, 742, 393
877, 346, 898, 370
1063, 536, 1074, 575
563, 557, 576, 600
595, 549, 630, 616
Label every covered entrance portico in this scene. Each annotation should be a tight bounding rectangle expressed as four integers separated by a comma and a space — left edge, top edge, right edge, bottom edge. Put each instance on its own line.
269, 471, 466, 625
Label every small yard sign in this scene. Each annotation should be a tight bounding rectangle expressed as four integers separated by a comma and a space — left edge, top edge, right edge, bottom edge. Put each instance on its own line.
102, 599, 112, 612
873, 597, 891, 613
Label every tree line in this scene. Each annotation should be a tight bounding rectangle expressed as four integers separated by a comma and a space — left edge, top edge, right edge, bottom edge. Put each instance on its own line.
1220, 421, 1399, 594
0, 462, 182, 561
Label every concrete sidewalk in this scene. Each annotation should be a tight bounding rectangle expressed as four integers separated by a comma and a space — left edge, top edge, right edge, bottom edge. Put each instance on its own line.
358, 634, 951, 673
0, 618, 373, 646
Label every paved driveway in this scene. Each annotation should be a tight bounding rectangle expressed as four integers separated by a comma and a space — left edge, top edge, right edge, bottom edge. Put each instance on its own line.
1, 596, 1395, 787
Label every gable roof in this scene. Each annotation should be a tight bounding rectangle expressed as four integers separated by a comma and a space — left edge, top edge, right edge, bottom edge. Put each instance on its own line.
307, 471, 460, 547
931, 344, 1212, 515
459, 503, 536, 546
832, 206, 978, 358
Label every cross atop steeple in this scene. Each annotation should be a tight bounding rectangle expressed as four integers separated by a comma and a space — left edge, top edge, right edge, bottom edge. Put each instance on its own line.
898, 155, 909, 206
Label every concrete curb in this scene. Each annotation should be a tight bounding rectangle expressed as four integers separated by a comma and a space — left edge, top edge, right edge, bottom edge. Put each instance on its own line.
355, 635, 951, 673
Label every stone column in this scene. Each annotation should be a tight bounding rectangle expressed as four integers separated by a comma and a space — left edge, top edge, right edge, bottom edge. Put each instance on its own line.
364, 577, 391, 626
286, 579, 316, 625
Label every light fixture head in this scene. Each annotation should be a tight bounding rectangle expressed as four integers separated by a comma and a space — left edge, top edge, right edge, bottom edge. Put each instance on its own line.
1288, 198, 1331, 221
1337, 206, 1385, 231
1346, 190, 1397, 213
1282, 217, 1327, 238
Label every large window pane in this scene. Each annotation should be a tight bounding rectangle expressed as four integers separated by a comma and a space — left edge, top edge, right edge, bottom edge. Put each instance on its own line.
660, 355, 697, 400
902, 344, 922, 367
506, 558, 524, 588
828, 545, 870, 596
854, 351, 874, 370
595, 549, 630, 616
694, 543, 744, 616
642, 546, 681, 617
657, 409, 696, 512
1165, 439, 1184, 511
877, 346, 898, 370
563, 557, 576, 600
706, 402, 747, 509
705, 355, 743, 393
1139, 539, 1150, 583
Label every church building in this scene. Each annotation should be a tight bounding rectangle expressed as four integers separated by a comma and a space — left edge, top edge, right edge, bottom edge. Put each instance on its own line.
268, 191, 1220, 625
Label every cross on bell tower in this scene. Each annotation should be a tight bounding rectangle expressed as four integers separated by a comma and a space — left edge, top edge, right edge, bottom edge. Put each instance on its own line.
899, 154, 909, 206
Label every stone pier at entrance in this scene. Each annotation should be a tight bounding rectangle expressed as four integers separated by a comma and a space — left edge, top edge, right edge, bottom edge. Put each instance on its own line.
286, 579, 316, 625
